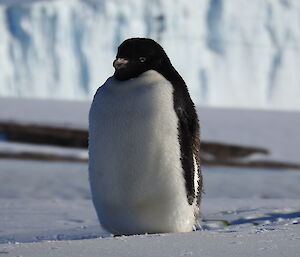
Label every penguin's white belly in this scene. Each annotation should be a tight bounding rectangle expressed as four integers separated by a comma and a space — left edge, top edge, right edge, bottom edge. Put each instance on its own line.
89, 70, 195, 235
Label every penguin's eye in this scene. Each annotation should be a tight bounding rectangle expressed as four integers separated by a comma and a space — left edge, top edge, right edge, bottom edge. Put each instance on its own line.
139, 57, 146, 63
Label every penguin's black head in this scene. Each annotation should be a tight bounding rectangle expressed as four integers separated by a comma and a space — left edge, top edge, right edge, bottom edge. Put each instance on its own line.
113, 38, 169, 81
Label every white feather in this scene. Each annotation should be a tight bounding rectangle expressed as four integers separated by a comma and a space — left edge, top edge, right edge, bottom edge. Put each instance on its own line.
193, 154, 199, 202
89, 70, 197, 235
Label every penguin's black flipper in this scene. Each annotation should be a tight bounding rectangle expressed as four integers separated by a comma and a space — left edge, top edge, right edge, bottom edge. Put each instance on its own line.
174, 92, 201, 206
157, 53, 202, 207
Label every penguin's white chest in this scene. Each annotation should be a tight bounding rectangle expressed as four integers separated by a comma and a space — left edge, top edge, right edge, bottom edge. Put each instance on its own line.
89, 70, 195, 235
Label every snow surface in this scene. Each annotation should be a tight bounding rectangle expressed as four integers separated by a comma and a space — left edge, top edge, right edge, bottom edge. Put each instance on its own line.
1, 159, 300, 201
1, 197, 300, 256
1, 97, 300, 164
1, 224, 300, 257
1, 159, 300, 250
0, 141, 88, 160
0, 98, 89, 129
0, 0, 300, 110
0, 99, 300, 256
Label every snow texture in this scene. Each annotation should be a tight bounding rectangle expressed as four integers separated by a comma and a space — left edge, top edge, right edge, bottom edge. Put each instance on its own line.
0, 197, 300, 256
0, 98, 300, 256
1, 224, 300, 257
0, 0, 299, 110
0, 141, 88, 159
0, 160, 300, 254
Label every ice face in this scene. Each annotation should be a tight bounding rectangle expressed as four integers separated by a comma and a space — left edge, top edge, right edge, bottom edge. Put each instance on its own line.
0, 0, 299, 110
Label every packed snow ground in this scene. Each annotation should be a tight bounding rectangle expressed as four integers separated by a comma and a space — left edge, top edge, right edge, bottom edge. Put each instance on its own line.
1, 198, 300, 257
1, 161, 300, 256
2, 225, 300, 257
0, 99, 300, 256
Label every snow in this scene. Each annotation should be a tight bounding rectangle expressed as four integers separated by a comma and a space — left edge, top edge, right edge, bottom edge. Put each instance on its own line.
0, 199, 300, 256
1, 225, 300, 257
0, 0, 300, 110
1, 97, 300, 164
1, 159, 300, 256
200, 107, 300, 164
1, 159, 300, 201
0, 98, 300, 256
0, 141, 88, 161
0, 98, 89, 129
204, 167, 300, 199
0, 159, 89, 199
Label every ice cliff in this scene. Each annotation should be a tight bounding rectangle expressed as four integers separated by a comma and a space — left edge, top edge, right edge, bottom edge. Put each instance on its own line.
0, 0, 299, 109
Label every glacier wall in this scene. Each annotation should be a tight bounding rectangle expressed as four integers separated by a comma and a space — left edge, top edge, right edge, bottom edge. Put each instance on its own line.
0, 0, 299, 110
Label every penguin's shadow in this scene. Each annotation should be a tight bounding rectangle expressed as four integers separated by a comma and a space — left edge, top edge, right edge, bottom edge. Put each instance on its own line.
229, 210, 300, 226
202, 210, 300, 229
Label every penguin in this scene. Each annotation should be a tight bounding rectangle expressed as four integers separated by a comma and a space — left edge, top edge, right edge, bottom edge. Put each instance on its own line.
89, 38, 202, 235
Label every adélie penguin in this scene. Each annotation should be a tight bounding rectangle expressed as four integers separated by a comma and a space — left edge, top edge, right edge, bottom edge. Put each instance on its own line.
89, 38, 203, 235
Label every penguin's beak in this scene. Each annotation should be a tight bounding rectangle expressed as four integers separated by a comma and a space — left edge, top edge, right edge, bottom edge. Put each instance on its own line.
113, 58, 129, 70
